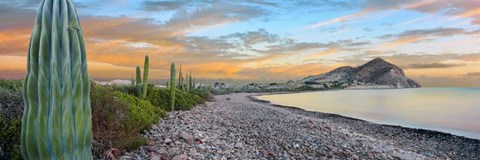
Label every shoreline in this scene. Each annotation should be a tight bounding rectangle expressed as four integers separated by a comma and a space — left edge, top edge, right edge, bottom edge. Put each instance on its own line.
248, 94, 480, 142
125, 92, 480, 159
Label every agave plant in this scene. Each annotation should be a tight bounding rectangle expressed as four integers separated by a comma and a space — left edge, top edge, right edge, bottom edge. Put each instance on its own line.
21, 0, 92, 159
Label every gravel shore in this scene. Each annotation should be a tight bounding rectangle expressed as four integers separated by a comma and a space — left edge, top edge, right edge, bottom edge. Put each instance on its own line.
122, 93, 480, 160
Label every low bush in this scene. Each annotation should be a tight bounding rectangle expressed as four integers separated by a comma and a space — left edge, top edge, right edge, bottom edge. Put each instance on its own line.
113, 91, 165, 130
0, 116, 22, 160
0, 80, 24, 120
90, 84, 166, 158
190, 89, 215, 102
146, 87, 205, 111
0, 80, 23, 160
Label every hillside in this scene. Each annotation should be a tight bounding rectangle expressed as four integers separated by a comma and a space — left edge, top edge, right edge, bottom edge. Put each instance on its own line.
300, 58, 421, 89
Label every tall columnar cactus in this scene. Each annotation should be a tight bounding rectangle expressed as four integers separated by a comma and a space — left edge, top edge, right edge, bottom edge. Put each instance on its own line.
141, 55, 149, 98
21, 0, 92, 159
189, 73, 193, 91
170, 63, 176, 112
136, 66, 141, 85
131, 75, 134, 86
193, 78, 196, 90
186, 73, 190, 93
178, 65, 183, 90
135, 66, 142, 97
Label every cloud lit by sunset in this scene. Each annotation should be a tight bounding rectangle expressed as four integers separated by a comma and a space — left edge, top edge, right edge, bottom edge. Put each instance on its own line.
1, 0, 479, 86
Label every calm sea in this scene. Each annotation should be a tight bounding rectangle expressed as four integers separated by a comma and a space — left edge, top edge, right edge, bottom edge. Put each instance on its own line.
256, 88, 480, 139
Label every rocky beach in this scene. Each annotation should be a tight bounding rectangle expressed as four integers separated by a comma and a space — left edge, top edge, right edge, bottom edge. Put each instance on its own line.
122, 93, 480, 160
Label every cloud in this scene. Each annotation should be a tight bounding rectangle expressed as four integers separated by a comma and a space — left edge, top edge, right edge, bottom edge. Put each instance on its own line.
307, 9, 371, 29
465, 72, 480, 77
406, 62, 466, 69
220, 28, 281, 47
413, 75, 480, 87
164, 2, 266, 34
307, 0, 480, 29
141, 0, 188, 11
381, 28, 478, 47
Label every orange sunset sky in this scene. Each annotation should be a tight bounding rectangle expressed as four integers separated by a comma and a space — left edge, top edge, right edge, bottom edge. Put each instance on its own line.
1, 0, 480, 87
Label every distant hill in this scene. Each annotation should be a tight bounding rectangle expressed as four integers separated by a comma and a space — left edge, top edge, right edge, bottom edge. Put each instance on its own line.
300, 58, 421, 89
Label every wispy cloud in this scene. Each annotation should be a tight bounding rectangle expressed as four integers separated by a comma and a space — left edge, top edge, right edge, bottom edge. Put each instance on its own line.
406, 62, 466, 69
381, 28, 478, 47
307, 9, 371, 29
465, 72, 480, 77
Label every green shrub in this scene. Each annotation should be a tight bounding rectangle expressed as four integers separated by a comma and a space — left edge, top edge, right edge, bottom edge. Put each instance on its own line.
190, 89, 215, 102
0, 116, 22, 160
114, 91, 164, 131
0, 80, 23, 160
0, 80, 24, 120
90, 84, 166, 158
146, 87, 205, 111
0, 80, 22, 93
112, 85, 137, 95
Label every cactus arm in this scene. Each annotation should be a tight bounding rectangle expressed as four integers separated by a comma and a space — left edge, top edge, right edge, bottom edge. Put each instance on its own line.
142, 55, 149, 98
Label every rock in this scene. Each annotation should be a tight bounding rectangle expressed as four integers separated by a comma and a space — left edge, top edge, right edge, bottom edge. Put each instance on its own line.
172, 153, 188, 160
180, 133, 193, 141
234, 142, 243, 148
293, 144, 300, 149
188, 148, 198, 156
150, 154, 160, 160
168, 147, 180, 155
163, 138, 172, 144
335, 151, 347, 158
157, 147, 168, 154
160, 153, 170, 160
352, 154, 359, 160
147, 140, 155, 146
119, 156, 132, 160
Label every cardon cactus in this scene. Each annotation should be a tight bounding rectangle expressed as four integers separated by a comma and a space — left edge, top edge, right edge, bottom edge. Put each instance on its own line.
21, 0, 92, 159
186, 73, 190, 93
131, 75, 134, 85
178, 65, 183, 90
142, 55, 149, 98
189, 73, 193, 92
136, 66, 141, 85
170, 63, 176, 112
135, 66, 142, 97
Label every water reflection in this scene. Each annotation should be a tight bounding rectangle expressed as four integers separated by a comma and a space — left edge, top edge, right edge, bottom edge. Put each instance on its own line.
257, 88, 480, 139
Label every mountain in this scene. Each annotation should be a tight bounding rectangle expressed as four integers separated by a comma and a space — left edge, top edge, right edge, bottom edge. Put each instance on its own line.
300, 58, 421, 89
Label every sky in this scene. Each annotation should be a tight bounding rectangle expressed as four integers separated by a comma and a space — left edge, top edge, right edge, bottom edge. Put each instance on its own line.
0, 0, 480, 87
